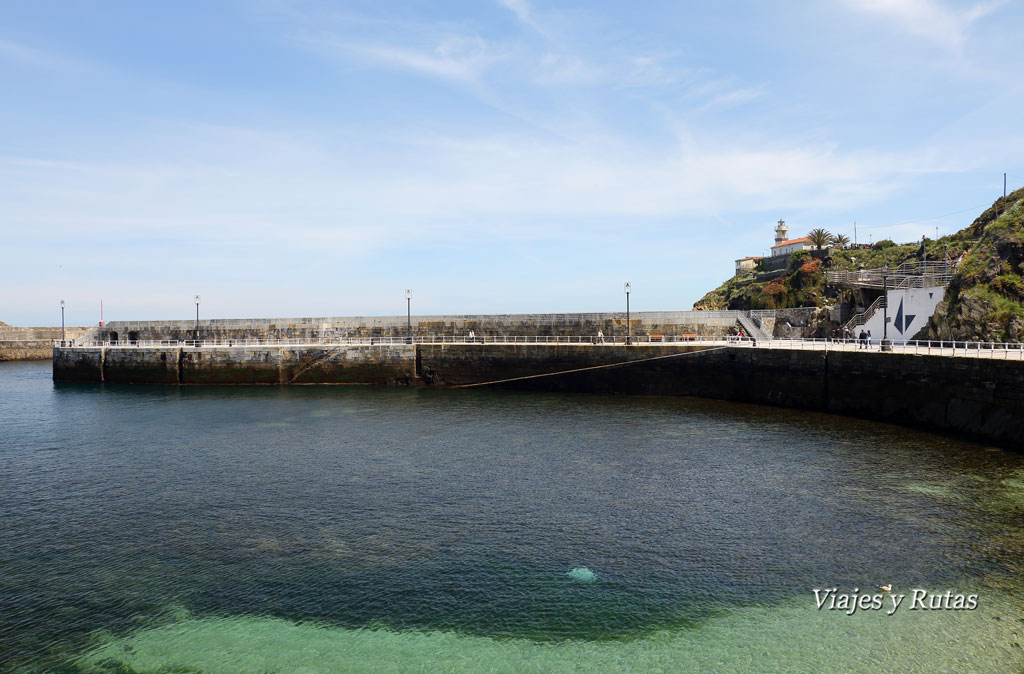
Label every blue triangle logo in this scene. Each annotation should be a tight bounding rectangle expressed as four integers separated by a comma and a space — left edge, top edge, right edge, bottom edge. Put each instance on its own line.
893, 298, 915, 335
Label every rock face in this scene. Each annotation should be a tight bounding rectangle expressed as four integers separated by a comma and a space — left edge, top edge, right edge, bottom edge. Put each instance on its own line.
698, 189, 1024, 343
920, 187, 1024, 343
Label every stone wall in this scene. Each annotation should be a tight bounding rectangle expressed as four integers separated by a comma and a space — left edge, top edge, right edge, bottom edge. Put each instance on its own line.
0, 327, 93, 361
418, 345, 1022, 447
771, 307, 823, 338
53, 342, 1024, 447
97, 311, 748, 342
55, 344, 417, 386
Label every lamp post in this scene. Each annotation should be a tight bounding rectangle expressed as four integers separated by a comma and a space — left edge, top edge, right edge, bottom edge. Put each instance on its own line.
880, 265, 892, 352
624, 282, 631, 345
405, 289, 412, 343
60, 300, 65, 342
194, 295, 201, 343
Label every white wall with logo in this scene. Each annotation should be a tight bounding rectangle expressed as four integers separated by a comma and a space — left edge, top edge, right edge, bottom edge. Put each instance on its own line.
859, 288, 945, 343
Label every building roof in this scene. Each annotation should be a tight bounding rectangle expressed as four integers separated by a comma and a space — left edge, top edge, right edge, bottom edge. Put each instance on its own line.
771, 236, 812, 249
735, 256, 764, 261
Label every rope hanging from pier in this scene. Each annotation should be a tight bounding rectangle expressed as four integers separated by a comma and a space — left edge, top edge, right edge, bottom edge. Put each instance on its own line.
452, 346, 729, 389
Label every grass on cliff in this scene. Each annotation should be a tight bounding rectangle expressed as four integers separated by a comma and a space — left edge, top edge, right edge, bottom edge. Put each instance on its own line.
693, 242, 934, 311
694, 198, 1008, 315
938, 187, 1024, 340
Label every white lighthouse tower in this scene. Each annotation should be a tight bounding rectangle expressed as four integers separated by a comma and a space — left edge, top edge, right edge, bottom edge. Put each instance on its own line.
774, 218, 789, 246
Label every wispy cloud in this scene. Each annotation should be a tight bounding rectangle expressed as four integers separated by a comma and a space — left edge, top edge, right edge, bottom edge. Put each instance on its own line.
841, 0, 1007, 46
0, 37, 95, 73
497, 0, 532, 26
0, 119, 943, 240
303, 33, 500, 83
495, 0, 554, 40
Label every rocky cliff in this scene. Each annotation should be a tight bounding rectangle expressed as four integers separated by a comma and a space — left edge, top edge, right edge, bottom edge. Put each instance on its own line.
696, 188, 1024, 343
919, 186, 1024, 342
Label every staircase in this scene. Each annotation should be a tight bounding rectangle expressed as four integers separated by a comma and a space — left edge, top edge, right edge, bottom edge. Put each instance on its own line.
737, 313, 770, 341
844, 295, 885, 333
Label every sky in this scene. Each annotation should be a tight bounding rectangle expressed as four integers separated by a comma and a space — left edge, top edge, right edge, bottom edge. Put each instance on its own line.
2, 0, 1023, 326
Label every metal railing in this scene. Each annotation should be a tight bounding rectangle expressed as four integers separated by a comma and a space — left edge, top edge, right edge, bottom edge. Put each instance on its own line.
826, 260, 954, 290
54, 334, 730, 348
749, 310, 776, 322
50, 335, 1024, 359
760, 338, 1024, 359
843, 295, 885, 333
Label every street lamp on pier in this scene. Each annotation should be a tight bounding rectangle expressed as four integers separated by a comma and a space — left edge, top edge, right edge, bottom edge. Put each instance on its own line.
194, 295, 201, 343
624, 282, 631, 345
406, 289, 412, 343
880, 265, 892, 352
60, 300, 65, 342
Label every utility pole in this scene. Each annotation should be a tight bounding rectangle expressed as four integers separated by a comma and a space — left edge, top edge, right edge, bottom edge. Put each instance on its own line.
405, 289, 412, 343
880, 265, 892, 352
624, 282, 631, 345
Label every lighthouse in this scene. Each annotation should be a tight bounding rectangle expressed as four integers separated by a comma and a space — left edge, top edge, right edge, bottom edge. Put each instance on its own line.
774, 218, 789, 246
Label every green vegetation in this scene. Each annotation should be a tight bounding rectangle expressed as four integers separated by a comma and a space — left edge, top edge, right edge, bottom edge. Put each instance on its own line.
695, 187, 1024, 342
931, 186, 1024, 341
694, 241, 931, 311
807, 228, 832, 250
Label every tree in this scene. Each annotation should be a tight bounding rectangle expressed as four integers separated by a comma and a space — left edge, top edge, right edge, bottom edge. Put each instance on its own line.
808, 228, 832, 250
831, 233, 850, 249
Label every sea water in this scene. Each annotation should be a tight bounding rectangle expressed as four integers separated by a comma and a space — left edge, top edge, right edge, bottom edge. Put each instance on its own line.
1, 360, 1021, 673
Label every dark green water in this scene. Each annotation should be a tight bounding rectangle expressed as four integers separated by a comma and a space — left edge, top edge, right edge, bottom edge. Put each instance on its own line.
1, 360, 1022, 673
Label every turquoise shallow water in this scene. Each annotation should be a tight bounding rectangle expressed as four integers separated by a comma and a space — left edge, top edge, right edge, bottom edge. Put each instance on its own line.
1, 360, 1022, 672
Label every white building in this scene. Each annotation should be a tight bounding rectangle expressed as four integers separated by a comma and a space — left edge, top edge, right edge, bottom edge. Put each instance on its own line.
734, 256, 763, 275
771, 236, 816, 257
770, 218, 817, 257
733, 219, 820, 274
858, 287, 944, 343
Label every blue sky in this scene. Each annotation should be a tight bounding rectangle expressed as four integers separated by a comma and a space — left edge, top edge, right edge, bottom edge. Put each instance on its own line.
3, 0, 1023, 325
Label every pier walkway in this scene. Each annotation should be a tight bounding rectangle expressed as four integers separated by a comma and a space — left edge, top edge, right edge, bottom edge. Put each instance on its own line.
53, 335, 1024, 361
825, 260, 954, 291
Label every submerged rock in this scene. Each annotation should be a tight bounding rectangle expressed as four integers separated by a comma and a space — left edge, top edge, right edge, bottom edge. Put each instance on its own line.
567, 567, 597, 583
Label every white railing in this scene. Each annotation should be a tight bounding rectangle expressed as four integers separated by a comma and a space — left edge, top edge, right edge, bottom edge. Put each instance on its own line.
50, 335, 1024, 359
843, 295, 885, 332
826, 260, 954, 290
760, 338, 1024, 359
53, 334, 732, 348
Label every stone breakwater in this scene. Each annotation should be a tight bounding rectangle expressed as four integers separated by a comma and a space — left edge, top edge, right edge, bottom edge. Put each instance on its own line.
53, 343, 1024, 449
93, 310, 768, 342
0, 327, 91, 361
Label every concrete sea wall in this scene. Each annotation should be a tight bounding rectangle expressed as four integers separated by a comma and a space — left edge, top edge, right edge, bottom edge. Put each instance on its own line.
0, 327, 92, 361
53, 343, 1024, 448
416, 345, 1023, 447
55, 344, 417, 386
97, 311, 748, 342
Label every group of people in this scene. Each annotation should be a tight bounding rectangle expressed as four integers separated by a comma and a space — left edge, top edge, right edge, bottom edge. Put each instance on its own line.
830, 326, 873, 348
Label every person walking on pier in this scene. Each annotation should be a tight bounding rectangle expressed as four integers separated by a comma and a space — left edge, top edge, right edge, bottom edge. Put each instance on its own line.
858, 329, 867, 349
